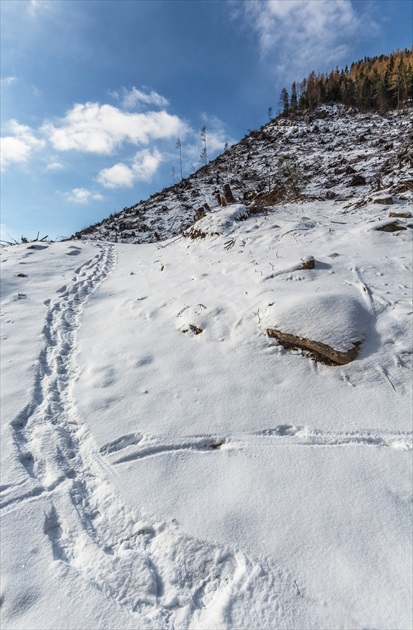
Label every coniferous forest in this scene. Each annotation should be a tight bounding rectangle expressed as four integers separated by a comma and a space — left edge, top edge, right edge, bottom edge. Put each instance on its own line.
280, 49, 413, 114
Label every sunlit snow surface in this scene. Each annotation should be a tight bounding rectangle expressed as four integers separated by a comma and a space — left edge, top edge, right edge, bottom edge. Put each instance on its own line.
1, 200, 412, 629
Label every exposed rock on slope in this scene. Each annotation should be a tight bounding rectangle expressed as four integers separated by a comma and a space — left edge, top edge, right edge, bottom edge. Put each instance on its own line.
72, 106, 413, 244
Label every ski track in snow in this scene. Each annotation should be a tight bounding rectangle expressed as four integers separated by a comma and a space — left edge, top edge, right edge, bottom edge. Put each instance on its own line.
1, 242, 307, 628
100, 425, 413, 466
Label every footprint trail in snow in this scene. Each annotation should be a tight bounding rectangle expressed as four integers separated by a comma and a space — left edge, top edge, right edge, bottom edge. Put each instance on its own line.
2, 243, 314, 629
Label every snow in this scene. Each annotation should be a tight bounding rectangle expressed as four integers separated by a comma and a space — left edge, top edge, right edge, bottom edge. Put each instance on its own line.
2, 101, 413, 628
263, 292, 371, 352
1, 191, 412, 630
72, 106, 413, 245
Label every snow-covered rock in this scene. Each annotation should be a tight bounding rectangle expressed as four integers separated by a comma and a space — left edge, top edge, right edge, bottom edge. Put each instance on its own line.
263, 291, 371, 354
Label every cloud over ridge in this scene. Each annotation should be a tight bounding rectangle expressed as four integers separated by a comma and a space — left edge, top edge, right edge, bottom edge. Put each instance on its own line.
238, 0, 373, 76
63, 188, 104, 204
97, 148, 163, 189
42, 102, 188, 155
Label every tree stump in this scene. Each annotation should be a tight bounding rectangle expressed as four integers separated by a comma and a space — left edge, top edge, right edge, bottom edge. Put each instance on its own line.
301, 256, 315, 269
223, 184, 236, 204
194, 207, 206, 221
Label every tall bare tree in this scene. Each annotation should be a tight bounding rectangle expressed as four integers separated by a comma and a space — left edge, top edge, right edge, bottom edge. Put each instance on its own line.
176, 137, 183, 180
200, 125, 208, 165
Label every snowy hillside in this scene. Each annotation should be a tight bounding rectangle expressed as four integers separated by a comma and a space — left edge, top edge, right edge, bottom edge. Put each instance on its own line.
72, 105, 413, 244
1, 106, 412, 630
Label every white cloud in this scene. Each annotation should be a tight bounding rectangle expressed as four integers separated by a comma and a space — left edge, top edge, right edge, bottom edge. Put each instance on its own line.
46, 160, 64, 171
27, 0, 54, 16
1, 120, 45, 171
63, 188, 104, 204
1, 76, 17, 87
97, 148, 163, 189
42, 102, 187, 155
1, 137, 32, 170
238, 0, 370, 77
97, 163, 136, 189
120, 87, 170, 110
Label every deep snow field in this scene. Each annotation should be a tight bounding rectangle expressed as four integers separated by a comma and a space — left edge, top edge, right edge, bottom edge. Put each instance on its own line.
1, 199, 412, 629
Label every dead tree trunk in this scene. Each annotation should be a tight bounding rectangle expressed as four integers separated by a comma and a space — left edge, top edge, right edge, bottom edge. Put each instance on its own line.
223, 184, 235, 204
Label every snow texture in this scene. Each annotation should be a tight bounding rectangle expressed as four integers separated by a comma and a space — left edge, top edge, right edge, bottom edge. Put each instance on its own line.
1, 107, 412, 630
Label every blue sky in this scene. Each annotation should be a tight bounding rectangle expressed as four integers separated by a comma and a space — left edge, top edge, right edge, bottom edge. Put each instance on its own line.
1, 0, 412, 241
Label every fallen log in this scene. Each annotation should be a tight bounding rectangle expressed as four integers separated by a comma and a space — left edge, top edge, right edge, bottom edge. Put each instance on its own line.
388, 211, 412, 219
267, 328, 361, 366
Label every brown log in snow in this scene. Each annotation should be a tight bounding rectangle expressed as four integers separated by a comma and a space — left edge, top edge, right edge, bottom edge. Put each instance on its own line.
267, 328, 361, 366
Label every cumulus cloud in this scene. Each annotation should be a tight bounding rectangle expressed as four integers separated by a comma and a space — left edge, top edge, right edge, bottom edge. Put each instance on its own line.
42, 102, 187, 155
120, 87, 170, 110
97, 148, 163, 189
1, 120, 45, 171
63, 188, 104, 204
97, 163, 136, 189
237, 0, 371, 77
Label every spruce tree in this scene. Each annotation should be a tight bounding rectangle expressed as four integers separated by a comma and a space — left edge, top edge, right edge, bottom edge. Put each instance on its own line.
290, 82, 298, 111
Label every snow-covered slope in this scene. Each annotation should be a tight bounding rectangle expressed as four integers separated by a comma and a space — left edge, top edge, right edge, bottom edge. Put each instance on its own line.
1, 107, 412, 630
72, 105, 413, 244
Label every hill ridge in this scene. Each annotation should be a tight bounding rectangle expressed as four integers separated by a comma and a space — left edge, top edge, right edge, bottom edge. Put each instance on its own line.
72, 105, 412, 244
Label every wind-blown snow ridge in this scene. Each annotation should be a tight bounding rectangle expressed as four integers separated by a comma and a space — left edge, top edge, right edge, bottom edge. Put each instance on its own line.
2, 242, 316, 628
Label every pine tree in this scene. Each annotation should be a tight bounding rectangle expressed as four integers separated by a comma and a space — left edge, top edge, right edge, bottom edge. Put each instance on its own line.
290, 82, 298, 111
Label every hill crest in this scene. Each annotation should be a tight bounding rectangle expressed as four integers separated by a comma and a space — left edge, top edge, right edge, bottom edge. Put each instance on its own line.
72, 105, 412, 244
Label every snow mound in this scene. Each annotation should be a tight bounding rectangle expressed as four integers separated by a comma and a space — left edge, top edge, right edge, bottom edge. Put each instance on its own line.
190, 204, 250, 237
263, 292, 372, 353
